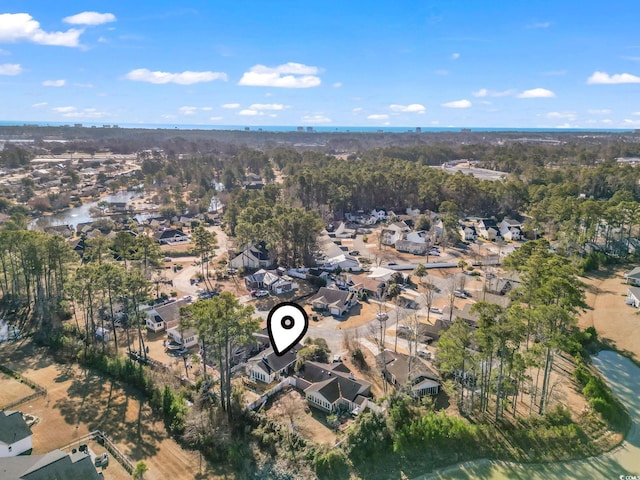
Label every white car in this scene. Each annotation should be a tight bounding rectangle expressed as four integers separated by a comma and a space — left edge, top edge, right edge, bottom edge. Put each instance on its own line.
417, 349, 432, 360
430, 306, 442, 314
252, 290, 269, 298
428, 250, 440, 256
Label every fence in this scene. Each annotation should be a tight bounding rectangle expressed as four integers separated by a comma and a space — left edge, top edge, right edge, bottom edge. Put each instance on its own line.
0, 364, 47, 410
60, 430, 134, 474
246, 376, 296, 411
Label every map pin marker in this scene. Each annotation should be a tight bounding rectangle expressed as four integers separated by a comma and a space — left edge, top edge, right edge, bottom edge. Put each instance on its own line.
267, 302, 309, 356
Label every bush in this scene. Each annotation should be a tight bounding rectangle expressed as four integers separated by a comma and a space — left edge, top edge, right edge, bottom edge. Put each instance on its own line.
313, 446, 349, 479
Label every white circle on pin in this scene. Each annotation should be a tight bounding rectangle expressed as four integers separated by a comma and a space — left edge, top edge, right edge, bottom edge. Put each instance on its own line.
267, 302, 309, 356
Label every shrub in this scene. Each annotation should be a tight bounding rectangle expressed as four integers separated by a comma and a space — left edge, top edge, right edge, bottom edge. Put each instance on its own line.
313, 446, 349, 479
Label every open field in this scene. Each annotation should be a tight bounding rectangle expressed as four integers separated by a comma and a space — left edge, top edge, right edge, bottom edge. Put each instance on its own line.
0, 341, 230, 480
0, 371, 36, 407
579, 268, 640, 361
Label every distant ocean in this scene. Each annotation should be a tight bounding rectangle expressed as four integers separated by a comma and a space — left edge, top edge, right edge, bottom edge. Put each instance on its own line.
0, 120, 633, 134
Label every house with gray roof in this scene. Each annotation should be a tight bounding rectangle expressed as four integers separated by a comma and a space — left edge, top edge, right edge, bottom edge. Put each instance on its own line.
295, 361, 371, 413
248, 345, 302, 384
0, 411, 32, 457
626, 286, 640, 308
624, 267, 640, 286
376, 351, 440, 397
309, 287, 357, 316
0, 449, 102, 479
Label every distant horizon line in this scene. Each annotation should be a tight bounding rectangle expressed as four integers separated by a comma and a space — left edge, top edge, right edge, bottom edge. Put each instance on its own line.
0, 120, 635, 134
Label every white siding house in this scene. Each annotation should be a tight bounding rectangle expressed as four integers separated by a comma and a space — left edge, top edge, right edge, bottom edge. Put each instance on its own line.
0, 411, 32, 457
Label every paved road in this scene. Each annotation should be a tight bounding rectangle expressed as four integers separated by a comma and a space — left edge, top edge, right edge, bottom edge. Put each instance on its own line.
419, 349, 640, 479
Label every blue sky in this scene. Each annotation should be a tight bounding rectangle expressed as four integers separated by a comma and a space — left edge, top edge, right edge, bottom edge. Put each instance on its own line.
1, 1, 640, 128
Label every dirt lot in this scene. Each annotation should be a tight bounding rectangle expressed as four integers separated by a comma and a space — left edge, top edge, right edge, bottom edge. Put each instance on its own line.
266, 389, 338, 445
0, 371, 36, 407
0, 341, 230, 480
579, 268, 640, 362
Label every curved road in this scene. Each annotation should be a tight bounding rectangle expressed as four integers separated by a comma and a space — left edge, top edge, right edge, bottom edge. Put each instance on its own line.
419, 350, 640, 479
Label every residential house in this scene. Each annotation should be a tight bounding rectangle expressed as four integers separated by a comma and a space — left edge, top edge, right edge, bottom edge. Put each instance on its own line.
380, 221, 410, 246
145, 298, 190, 332
166, 326, 198, 349
396, 230, 430, 255
477, 219, 501, 241
229, 241, 273, 270
498, 218, 523, 241
108, 201, 130, 214
376, 351, 440, 397
296, 361, 372, 413
0, 411, 32, 457
626, 287, 640, 308
323, 253, 361, 272
43, 224, 74, 239
248, 345, 301, 384
485, 276, 520, 296
429, 219, 444, 244
624, 267, 640, 286
350, 275, 386, 299
0, 449, 102, 479
367, 266, 400, 283
244, 269, 297, 294
333, 222, 356, 239
459, 223, 478, 241
309, 287, 357, 316
153, 228, 189, 245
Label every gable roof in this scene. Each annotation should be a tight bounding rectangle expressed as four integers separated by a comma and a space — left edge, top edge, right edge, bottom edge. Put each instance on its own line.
0, 411, 31, 446
376, 350, 439, 385
154, 298, 190, 325
153, 228, 187, 240
628, 286, 640, 300
0, 449, 102, 480
252, 345, 301, 375
625, 266, 640, 279
309, 287, 354, 310
301, 361, 370, 404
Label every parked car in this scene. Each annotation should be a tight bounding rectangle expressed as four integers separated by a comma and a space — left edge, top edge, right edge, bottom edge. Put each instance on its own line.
454, 290, 468, 298
397, 324, 411, 331
387, 262, 397, 266
429, 306, 442, 314
417, 349, 432, 360
252, 290, 269, 298
349, 250, 360, 256
94, 453, 109, 468
428, 250, 440, 256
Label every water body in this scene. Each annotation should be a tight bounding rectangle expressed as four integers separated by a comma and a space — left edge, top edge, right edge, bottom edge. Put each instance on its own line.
30, 190, 141, 230
0, 121, 633, 134
420, 350, 640, 479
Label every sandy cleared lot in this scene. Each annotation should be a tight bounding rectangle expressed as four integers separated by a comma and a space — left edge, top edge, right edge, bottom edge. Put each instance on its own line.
0, 341, 230, 480
579, 268, 640, 361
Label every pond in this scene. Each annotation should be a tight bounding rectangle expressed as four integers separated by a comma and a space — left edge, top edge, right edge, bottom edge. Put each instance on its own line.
420, 350, 640, 479
29, 190, 142, 230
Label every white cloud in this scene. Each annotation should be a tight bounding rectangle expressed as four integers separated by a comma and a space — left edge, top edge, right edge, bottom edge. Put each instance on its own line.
0, 13, 83, 47
31, 102, 48, 108
249, 103, 289, 111
0, 63, 21, 75
633, 111, 640, 116
472, 88, 515, 97
352, 107, 362, 113
302, 114, 332, 124
0, 48, 10, 55
238, 109, 263, 116
63, 12, 116, 26
526, 21, 551, 29
209, 116, 223, 121
367, 114, 389, 120
161, 114, 177, 120
441, 99, 472, 108
389, 103, 426, 113
125, 68, 227, 85
53, 106, 76, 113
42, 79, 65, 87
332, 82, 342, 88
435, 69, 449, 75
587, 71, 640, 84
517, 88, 555, 98
622, 56, 640, 62
239, 62, 322, 88
601, 119, 613, 124
451, 52, 460, 60
222, 103, 240, 109
624, 119, 640, 126
201, 107, 212, 111
588, 109, 612, 115
546, 111, 577, 121
73, 82, 94, 88
179, 106, 198, 115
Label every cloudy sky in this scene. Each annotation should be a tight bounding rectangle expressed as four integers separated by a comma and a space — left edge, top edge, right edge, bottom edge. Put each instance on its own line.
1, 1, 640, 128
